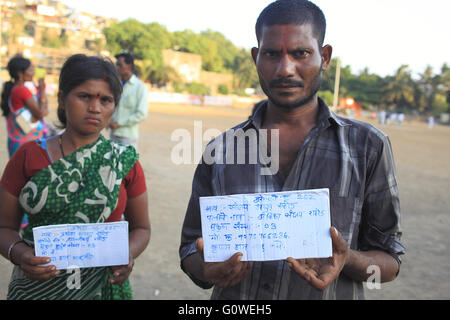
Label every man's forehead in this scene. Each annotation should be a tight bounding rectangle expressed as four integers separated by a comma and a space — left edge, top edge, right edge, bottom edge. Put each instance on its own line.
259, 23, 317, 46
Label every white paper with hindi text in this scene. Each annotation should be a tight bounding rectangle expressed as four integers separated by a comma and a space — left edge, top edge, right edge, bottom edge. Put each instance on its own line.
33, 221, 129, 270
200, 189, 332, 262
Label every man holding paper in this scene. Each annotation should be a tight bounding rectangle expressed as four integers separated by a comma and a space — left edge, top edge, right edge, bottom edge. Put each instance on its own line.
180, 0, 405, 299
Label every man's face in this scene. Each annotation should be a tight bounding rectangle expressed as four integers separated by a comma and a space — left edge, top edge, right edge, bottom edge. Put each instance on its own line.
115, 56, 132, 79
252, 23, 331, 109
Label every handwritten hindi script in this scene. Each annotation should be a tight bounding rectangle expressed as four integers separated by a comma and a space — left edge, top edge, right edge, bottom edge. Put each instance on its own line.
33, 221, 129, 270
200, 189, 332, 262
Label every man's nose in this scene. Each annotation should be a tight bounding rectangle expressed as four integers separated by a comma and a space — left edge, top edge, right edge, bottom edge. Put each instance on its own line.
276, 55, 296, 78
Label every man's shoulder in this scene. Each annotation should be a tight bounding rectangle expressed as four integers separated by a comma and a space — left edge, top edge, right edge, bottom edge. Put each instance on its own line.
129, 75, 146, 87
334, 113, 388, 140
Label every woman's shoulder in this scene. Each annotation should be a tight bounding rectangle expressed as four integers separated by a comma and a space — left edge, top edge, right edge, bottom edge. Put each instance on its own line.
11, 85, 32, 97
10, 85, 33, 111
12, 139, 51, 164
123, 160, 147, 198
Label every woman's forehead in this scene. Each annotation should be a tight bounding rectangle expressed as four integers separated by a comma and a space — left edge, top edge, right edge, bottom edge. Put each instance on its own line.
72, 79, 113, 96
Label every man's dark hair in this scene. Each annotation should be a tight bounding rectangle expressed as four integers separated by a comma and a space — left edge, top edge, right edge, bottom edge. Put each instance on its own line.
115, 52, 135, 67
255, 0, 326, 48
57, 54, 122, 128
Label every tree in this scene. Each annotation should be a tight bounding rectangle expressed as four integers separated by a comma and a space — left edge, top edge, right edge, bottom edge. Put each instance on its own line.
149, 65, 181, 87
321, 58, 353, 99
171, 30, 225, 72
104, 19, 171, 68
200, 30, 239, 72
233, 49, 259, 89
382, 65, 415, 112
346, 68, 384, 108
134, 59, 153, 82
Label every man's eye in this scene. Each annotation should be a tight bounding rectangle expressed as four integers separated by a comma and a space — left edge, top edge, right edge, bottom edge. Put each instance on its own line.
264, 51, 278, 57
293, 50, 308, 58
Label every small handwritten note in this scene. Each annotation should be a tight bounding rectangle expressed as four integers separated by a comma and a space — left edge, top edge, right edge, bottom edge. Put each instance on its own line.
33, 221, 129, 270
200, 189, 332, 262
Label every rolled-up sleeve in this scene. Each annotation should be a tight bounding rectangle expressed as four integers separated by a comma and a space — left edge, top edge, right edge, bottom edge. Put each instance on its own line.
179, 160, 214, 289
359, 134, 405, 266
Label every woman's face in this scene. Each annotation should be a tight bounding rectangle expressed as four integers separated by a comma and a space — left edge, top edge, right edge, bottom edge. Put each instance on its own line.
60, 79, 115, 136
22, 65, 34, 82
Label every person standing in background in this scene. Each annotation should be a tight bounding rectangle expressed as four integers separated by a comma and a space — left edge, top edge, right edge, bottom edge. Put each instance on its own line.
109, 53, 148, 150
1, 55, 49, 157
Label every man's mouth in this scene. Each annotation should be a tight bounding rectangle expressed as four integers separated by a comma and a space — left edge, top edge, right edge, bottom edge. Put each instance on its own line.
270, 79, 304, 88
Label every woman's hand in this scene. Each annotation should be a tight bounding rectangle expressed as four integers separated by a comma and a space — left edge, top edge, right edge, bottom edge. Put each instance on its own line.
109, 254, 134, 285
15, 246, 60, 281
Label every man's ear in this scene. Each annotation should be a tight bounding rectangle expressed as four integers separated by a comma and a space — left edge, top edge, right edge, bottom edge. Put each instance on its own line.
320, 45, 333, 71
251, 47, 259, 64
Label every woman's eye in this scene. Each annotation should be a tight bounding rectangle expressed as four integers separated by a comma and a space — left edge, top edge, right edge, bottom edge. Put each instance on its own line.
78, 93, 90, 99
101, 97, 114, 104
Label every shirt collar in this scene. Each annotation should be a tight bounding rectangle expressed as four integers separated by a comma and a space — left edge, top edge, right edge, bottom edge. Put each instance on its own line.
247, 97, 350, 130
125, 74, 137, 85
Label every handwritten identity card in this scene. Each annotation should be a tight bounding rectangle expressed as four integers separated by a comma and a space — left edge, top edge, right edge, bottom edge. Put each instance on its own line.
33, 221, 129, 270
200, 188, 332, 262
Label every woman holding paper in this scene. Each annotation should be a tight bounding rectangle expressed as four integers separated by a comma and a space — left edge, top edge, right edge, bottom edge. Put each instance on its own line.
0, 54, 150, 300
1, 55, 49, 157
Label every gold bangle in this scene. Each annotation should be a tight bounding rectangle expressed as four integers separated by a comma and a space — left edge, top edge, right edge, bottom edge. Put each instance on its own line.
7, 240, 26, 265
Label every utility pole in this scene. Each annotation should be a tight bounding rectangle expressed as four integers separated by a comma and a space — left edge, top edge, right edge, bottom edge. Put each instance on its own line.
333, 57, 341, 112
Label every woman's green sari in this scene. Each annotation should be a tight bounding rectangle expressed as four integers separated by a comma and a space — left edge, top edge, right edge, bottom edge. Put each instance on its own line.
7, 135, 138, 300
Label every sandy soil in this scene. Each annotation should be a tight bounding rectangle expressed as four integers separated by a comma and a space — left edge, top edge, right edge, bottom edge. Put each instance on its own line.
1, 102, 449, 300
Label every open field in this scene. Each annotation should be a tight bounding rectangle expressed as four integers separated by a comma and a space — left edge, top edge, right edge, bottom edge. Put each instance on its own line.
1, 102, 449, 300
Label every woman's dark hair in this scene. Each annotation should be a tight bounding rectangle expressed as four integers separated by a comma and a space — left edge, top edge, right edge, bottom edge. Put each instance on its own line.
1, 55, 32, 117
255, 0, 327, 48
57, 54, 122, 128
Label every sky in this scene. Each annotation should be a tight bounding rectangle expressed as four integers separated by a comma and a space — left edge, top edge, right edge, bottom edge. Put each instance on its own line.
61, 0, 450, 78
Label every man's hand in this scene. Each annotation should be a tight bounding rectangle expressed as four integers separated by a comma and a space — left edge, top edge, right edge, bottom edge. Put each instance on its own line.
287, 227, 348, 290
196, 238, 252, 288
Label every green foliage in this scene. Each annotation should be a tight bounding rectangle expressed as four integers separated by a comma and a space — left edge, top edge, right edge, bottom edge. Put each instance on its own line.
233, 49, 259, 89
184, 82, 211, 96
218, 84, 230, 95
104, 20, 448, 114
318, 90, 334, 106
104, 19, 171, 68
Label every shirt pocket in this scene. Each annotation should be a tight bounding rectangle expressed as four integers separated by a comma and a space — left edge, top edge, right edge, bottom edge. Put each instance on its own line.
329, 193, 362, 249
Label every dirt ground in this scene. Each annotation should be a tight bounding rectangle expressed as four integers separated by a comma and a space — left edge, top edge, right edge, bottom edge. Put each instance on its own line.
0, 101, 449, 300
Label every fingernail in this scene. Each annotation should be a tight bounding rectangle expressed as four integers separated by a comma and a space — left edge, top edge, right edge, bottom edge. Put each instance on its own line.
114, 272, 120, 277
